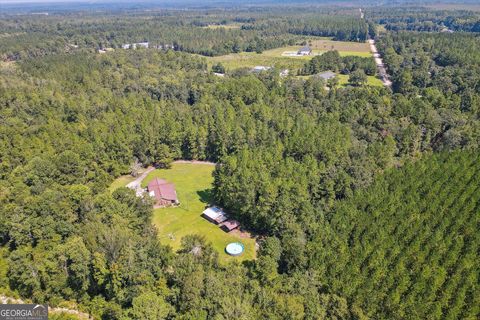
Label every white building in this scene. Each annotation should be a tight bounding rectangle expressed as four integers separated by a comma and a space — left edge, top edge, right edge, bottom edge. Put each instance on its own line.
298, 45, 312, 56
202, 206, 228, 224
252, 66, 272, 73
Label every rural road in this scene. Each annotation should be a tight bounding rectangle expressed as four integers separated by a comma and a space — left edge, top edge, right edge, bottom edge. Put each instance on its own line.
369, 39, 392, 87
126, 166, 155, 196
360, 7, 392, 87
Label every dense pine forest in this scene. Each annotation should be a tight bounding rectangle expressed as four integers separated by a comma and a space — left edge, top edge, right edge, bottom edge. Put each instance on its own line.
0, 2, 479, 320
367, 7, 480, 32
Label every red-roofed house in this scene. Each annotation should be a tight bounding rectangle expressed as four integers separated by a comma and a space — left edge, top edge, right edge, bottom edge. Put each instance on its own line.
147, 178, 179, 207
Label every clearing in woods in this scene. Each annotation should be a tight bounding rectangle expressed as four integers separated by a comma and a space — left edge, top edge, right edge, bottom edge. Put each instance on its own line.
110, 163, 256, 262
145, 163, 256, 263
207, 37, 372, 72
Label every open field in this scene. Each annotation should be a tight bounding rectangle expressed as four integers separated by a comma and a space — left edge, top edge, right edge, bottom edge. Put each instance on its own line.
207, 51, 307, 71
308, 38, 370, 54
143, 163, 256, 263
207, 38, 372, 72
108, 167, 151, 192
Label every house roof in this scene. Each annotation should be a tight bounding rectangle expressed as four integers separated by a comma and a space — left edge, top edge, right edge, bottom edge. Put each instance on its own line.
222, 220, 240, 231
316, 71, 336, 80
253, 66, 271, 72
299, 45, 312, 52
147, 178, 178, 201
202, 206, 228, 223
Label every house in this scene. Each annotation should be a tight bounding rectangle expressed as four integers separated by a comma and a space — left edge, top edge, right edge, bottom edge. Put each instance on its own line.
98, 48, 113, 54
202, 206, 228, 224
280, 69, 289, 77
147, 178, 179, 207
221, 220, 240, 232
134, 42, 149, 49
316, 71, 337, 81
122, 42, 149, 50
252, 66, 271, 73
298, 45, 312, 56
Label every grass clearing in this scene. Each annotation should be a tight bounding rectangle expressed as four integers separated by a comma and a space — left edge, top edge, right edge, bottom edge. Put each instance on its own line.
109, 175, 136, 192
207, 38, 372, 72
308, 38, 370, 53
143, 163, 256, 263
108, 167, 151, 193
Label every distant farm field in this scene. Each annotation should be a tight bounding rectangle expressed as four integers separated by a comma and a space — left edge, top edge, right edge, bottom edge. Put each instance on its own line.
308, 38, 370, 53
144, 163, 256, 263
207, 38, 372, 72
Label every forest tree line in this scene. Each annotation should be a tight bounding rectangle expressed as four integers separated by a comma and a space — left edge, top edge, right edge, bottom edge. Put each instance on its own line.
367, 7, 480, 32
0, 9, 368, 61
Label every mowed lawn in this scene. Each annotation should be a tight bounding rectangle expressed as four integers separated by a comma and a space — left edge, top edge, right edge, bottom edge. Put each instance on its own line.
108, 175, 136, 192
207, 38, 372, 71
108, 167, 151, 192
143, 163, 256, 263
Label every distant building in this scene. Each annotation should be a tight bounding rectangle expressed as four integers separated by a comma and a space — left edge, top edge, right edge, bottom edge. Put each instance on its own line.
252, 66, 272, 73
280, 69, 289, 77
202, 206, 228, 224
147, 178, 179, 207
298, 45, 312, 56
316, 71, 337, 81
440, 27, 454, 33
135, 42, 149, 49
98, 48, 114, 54
122, 42, 150, 50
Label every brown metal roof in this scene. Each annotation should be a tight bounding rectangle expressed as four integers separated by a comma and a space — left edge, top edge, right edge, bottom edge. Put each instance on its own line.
147, 178, 178, 201
222, 220, 240, 231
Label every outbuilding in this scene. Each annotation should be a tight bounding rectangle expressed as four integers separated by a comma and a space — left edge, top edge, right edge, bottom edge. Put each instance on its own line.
316, 71, 337, 81
252, 66, 272, 73
221, 220, 240, 232
298, 45, 312, 56
202, 206, 228, 224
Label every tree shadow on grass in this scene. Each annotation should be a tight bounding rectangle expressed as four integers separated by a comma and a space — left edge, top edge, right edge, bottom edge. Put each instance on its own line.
197, 188, 213, 204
